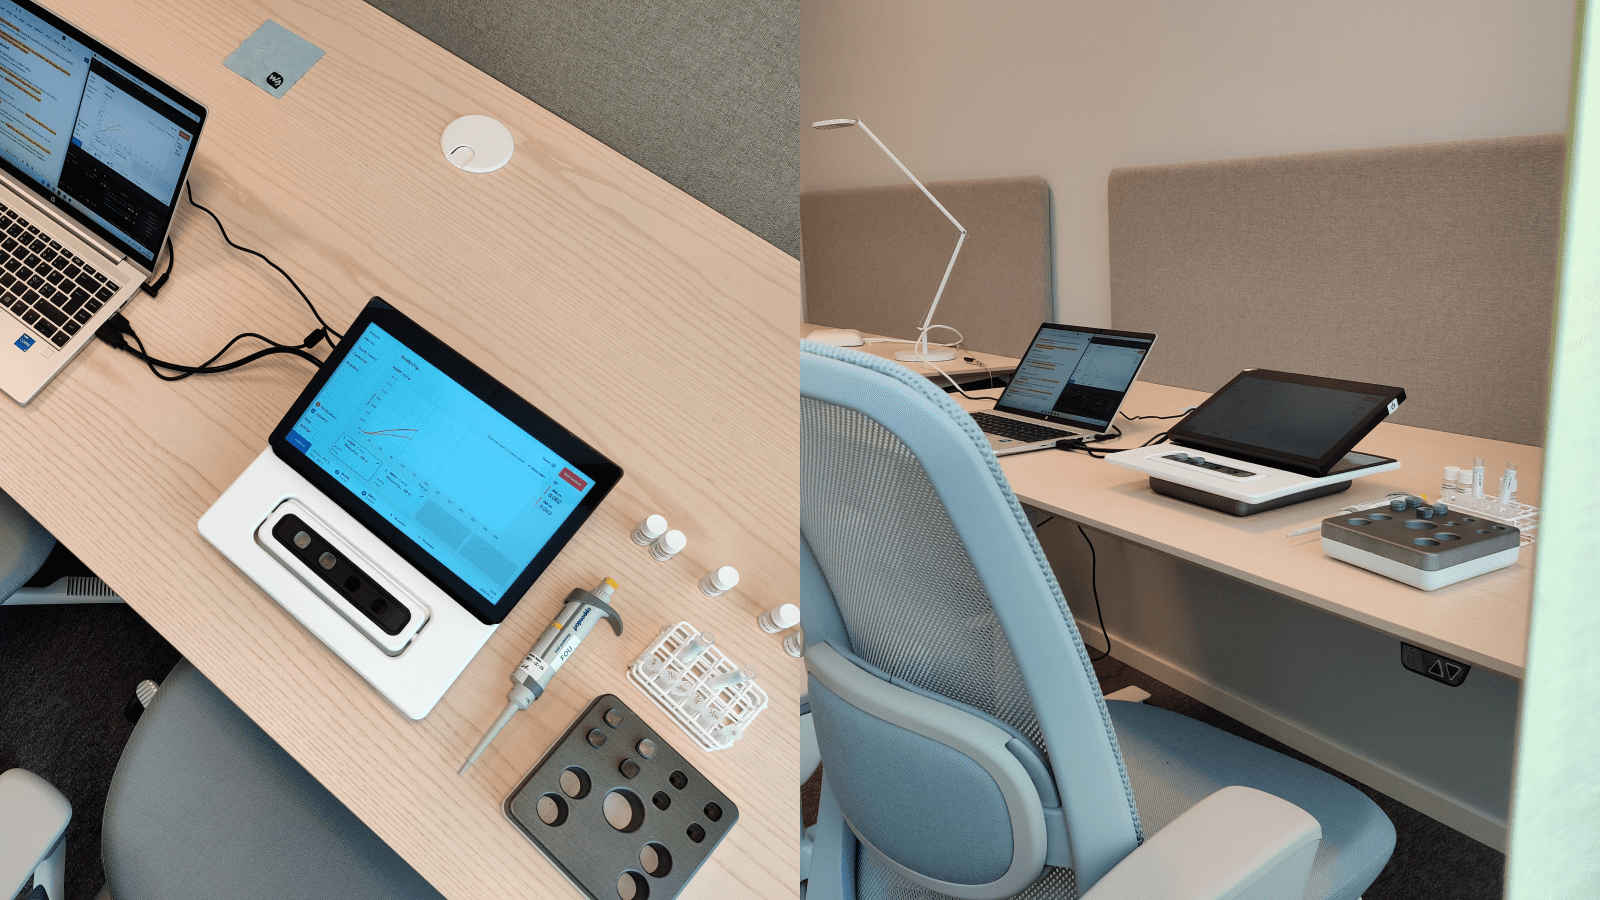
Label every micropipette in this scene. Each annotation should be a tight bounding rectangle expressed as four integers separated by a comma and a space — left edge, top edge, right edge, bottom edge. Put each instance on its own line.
459, 578, 625, 775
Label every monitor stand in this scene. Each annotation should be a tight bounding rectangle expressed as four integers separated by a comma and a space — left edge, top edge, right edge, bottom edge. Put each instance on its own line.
1149, 477, 1352, 517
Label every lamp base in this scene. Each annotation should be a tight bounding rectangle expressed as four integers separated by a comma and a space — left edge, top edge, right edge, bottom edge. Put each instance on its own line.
894, 347, 958, 362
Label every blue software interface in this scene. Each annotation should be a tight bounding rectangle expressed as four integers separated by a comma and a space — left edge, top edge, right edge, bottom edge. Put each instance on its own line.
1001, 328, 1152, 428
0, 0, 200, 263
285, 324, 594, 605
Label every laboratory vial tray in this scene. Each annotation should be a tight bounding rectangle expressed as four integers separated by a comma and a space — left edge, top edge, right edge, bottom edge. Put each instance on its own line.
1321, 506, 1520, 591
628, 621, 768, 752
504, 694, 737, 900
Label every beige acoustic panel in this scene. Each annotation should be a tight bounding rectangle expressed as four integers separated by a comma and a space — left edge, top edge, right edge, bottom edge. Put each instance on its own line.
1108, 133, 1563, 445
802, 175, 1053, 359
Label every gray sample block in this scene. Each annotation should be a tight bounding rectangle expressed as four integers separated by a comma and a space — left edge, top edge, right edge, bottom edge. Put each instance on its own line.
505, 694, 736, 900
1322, 508, 1519, 571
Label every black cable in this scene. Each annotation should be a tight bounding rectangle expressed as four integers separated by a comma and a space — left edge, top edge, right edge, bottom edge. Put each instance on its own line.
97, 312, 323, 381
141, 236, 174, 296
1077, 524, 1112, 662
1140, 430, 1170, 448
185, 181, 342, 342
1120, 407, 1196, 422
1055, 424, 1124, 458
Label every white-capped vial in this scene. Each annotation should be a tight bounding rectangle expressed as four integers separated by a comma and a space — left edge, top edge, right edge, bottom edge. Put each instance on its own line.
1443, 466, 1460, 502
783, 630, 804, 658
650, 529, 687, 561
1507, 466, 1518, 504
1472, 458, 1486, 500
1456, 469, 1474, 507
758, 602, 801, 634
699, 566, 740, 596
632, 514, 668, 546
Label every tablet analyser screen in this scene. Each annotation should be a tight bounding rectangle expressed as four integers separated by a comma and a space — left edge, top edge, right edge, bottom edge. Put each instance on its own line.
282, 323, 595, 606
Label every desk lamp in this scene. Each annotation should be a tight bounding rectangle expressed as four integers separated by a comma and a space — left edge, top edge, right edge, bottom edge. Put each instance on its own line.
812, 118, 966, 362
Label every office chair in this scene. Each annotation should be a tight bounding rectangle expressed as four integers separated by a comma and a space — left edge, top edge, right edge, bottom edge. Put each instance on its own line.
2, 491, 440, 900
4, 658, 446, 900
0, 488, 56, 604
798, 341, 1395, 900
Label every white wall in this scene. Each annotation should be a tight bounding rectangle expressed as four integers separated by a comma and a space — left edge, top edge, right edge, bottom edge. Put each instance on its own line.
801, 0, 1577, 327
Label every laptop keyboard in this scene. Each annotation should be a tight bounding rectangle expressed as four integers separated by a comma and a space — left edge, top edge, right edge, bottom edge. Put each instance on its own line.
971, 412, 1076, 444
0, 203, 119, 348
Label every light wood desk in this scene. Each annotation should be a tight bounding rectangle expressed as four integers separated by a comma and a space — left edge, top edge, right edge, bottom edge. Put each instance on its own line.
799, 323, 1017, 384
0, 1, 799, 898
957, 381, 1535, 849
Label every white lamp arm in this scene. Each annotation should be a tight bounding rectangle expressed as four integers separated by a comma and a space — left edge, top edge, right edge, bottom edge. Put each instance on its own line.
850, 120, 966, 237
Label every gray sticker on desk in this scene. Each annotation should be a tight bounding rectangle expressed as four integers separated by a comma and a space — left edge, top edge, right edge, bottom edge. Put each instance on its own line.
224, 20, 324, 98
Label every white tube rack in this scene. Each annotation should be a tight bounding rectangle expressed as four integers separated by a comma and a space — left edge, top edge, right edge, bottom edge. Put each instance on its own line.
628, 621, 768, 752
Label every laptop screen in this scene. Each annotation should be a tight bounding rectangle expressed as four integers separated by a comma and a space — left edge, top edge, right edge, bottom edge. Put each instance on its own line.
0, 0, 205, 270
283, 322, 599, 608
995, 324, 1156, 431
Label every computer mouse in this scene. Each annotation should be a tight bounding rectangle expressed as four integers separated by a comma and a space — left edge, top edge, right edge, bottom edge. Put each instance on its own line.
807, 328, 864, 347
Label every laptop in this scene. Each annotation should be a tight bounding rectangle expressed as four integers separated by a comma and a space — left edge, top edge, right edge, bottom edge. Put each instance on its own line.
0, 0, 206, 404
971, 323, 1156, 456
200, 299, 623, 719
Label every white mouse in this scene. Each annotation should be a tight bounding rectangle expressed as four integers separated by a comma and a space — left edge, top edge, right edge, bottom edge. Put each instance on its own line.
807, 328, 864, 347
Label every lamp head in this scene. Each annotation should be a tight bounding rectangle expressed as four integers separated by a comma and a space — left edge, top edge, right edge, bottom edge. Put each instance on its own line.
811, 118, 859, 130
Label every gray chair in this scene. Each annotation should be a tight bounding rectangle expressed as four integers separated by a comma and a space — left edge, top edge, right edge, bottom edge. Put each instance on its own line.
0, 489, 55, 604
0, 491, 442, 900
4, 659, 445, 900
799, 341, 1395, 900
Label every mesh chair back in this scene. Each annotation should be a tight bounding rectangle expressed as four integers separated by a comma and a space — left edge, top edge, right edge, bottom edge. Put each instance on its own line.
801, 342, 1143, 895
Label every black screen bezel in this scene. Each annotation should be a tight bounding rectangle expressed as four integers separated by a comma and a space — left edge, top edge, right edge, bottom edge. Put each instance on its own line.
268, 298, 623, 625
1168, 369, 1406, 477
993, 323, 1157, 429
0, 0, 207, 271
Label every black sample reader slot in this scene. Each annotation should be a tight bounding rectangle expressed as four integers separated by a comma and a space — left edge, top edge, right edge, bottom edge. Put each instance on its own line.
270, 513, 412, 636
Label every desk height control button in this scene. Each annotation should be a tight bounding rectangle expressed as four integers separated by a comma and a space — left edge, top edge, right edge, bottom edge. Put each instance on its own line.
1400, 642, 1470, 687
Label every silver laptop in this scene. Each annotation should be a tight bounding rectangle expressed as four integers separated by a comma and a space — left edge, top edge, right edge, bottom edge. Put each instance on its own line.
971, 323, 1156, 456
0, 0, 206, 404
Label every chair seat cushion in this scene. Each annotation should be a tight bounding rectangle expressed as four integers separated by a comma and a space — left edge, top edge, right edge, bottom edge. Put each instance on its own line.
101, 659, 444, 900
1107, 701, 1394, 900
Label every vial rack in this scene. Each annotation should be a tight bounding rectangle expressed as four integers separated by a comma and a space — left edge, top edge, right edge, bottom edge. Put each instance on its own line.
628, 621, 768, 753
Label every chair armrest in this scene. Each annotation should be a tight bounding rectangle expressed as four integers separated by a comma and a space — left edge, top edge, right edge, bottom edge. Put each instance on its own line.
0, 768, 72, 898
1080, 785, 1320, 900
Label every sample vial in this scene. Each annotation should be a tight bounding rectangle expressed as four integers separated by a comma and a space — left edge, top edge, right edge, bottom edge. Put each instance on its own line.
1472, 458, 1486, 500
1442, 466, 1460, 503
699, 566, 740, 596
758, 603, 801, 634
632, 514, 668, 546
1507, 465, 1518, 504
783, 629, 804, 658
1456, 469, 1475, 508
709, 723, 744, 746
650, 529, 687, 561
704, 665, 757, 693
